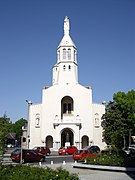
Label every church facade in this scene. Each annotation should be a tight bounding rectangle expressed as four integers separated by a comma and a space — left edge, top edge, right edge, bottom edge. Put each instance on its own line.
25, 17, 106, 150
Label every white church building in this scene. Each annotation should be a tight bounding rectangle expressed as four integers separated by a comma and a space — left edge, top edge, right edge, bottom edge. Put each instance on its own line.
24, 17, 106, 150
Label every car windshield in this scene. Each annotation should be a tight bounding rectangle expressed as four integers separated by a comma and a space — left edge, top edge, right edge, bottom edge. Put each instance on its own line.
75, 150, 83, 154
32, 147, 38, 150
12, 149, 21, 155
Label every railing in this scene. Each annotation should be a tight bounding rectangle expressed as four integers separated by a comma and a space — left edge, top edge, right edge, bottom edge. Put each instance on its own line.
53, 118, 81, 128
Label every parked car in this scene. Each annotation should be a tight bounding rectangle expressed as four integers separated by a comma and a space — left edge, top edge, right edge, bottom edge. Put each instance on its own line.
7, 144, 14, 148
128, 144, 135, 150
84, 145, 100, 153
128, 148, 135, 157
10, 148, 46, 163
101, 145, 116, 155
58, 146, 78, 155
123, 145, 135, 156
102, 145, 113, 150
32, 146, 51, 155
73, 149, 99, 161
123, 147, 130, 154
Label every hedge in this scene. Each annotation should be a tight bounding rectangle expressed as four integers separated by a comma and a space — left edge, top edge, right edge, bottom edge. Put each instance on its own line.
0, 165, 79, 180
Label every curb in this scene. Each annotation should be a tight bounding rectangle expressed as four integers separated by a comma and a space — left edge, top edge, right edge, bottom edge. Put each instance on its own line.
73, 163, 135, 173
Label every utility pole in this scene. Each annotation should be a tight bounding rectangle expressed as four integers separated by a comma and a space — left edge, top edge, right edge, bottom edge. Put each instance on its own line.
129, 129, 131, 146
20, 136, 23, 164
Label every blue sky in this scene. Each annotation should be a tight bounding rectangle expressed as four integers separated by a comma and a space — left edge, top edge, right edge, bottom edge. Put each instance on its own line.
0, 0, 135, 122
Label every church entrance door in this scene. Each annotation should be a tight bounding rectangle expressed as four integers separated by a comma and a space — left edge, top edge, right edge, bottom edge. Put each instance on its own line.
61, 128, 73, 147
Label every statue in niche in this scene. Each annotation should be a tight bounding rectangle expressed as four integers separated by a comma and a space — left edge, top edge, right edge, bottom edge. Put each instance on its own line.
66, 132, 70, 142
64, 16, 70, 35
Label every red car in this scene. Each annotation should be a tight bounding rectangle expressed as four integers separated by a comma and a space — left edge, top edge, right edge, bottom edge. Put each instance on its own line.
58, 146, 78, 155
73, 149, 99, 161
32, 146, 51, 155
10, 148, 46, 163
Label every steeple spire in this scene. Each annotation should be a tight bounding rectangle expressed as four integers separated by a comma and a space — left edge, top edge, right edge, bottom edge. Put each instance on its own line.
64, 16, 70, 35
53, 16, 78, 85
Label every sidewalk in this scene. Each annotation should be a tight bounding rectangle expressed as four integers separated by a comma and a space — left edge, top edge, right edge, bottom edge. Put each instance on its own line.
73, 162, 135, 173
33, 162, 135, 180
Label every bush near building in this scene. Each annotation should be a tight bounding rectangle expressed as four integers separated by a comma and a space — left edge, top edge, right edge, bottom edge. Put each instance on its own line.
0, 165, 79, 180
84, 150, 135, 167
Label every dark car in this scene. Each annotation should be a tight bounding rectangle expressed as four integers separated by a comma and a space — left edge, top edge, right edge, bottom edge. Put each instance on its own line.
84, 145, 100, 153
58, 146, 78, 155
128, 148, 135, 157
128, 144, 135, 150
101, 145, 116, 155
123, 145, 135, 157
10, 148, 46, 163
73, 149, 99, 161
32, 146, 51, 155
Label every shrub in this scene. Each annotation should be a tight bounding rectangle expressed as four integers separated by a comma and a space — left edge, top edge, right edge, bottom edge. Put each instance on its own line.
0, 165, 79, 180
84, 153, 124, 166
84, 150, 135, 167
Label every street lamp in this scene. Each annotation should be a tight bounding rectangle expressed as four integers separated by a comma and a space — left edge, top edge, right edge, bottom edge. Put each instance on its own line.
26, 100, 32, 149
20, 126, 24, 164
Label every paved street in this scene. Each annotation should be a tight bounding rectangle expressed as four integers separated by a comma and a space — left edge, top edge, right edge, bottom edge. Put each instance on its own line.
2, 148, 135, 180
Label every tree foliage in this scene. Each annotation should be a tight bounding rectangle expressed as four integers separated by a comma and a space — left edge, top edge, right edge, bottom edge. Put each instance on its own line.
0, 116, 11, 153
102, 90, 135, 150
11, 118, 27, 139
0, 116, 27, 153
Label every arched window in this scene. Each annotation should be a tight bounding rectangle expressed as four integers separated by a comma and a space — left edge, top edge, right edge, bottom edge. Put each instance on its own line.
36, 118, 39, 126
63, 103, 72, 114
61, 96, 74, 119
68, 65, 71, 70
68, 48, 71, 60
63, 49, 66, 59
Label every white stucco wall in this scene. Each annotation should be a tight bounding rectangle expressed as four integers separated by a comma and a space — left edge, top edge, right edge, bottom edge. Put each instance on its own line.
40, 83, 93, 149
92, 103, 106, 149
29, 104, 42, 149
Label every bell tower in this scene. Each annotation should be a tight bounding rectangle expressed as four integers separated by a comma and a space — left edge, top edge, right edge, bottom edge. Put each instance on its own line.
52, 16, 78, 85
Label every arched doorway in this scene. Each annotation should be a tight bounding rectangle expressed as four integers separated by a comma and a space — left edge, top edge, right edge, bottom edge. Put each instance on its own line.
46, 135, 53, 148
61, 128, 73, 147
82, 135, 89, 148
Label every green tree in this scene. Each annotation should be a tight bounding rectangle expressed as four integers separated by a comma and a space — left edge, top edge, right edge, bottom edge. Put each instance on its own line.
102, 90, 135, 150
0, 116, 11, 154
11, 118, 27, 144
